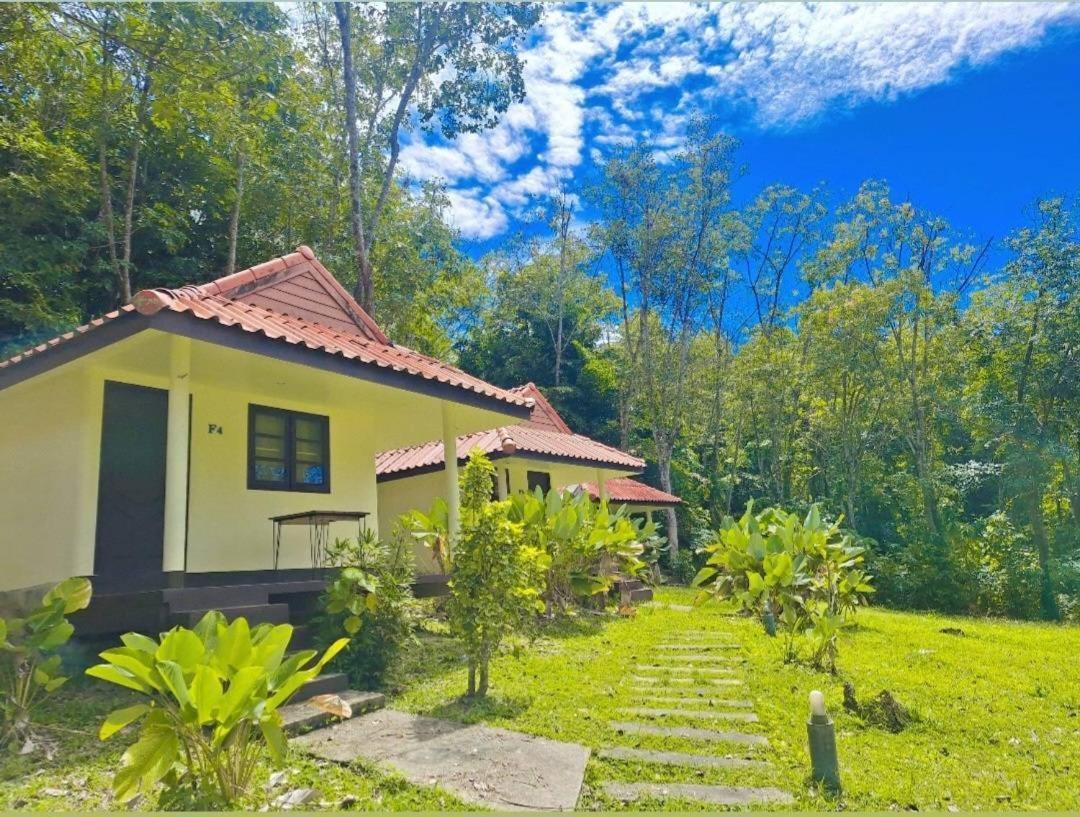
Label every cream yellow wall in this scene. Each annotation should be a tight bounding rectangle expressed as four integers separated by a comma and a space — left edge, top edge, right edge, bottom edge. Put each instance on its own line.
0, 327, 529, 591
376, 470, 447, 574
185, 380, 378, 573
0, 364, 101, 591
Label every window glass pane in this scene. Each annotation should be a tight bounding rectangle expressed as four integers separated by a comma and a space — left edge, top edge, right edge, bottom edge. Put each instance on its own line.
252, 408, 287, 485
296, 464, 326, 486
255, 412, 286, 436
292, 417, 326, 487
250, 406, 328, 491
254, 433, 286, 460
527, 470, 551, 494
254, 459, 287, 484
294, 417, 322, 442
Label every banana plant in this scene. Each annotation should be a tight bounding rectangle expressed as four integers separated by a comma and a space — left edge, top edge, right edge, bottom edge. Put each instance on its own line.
0, 577, 92, 749
401, 498, 451, 573
694, 502, 874, 671
509, 487, 652, 610
87, 612, 347, 806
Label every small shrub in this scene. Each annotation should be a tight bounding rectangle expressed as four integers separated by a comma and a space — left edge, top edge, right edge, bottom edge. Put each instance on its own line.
87, 612, 347, 806
319, 531, 419, 690
664, 548, 698, 585
450, 451, 545, 697
0, 577, 92, 749
507, 488, 654, 612
694, 502, 874, 671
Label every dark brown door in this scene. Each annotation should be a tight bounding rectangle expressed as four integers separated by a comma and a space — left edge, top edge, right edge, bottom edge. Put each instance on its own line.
94, 381, 169, 588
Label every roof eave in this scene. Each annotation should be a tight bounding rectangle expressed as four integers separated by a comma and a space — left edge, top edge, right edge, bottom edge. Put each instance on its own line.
0, 310, 533, 420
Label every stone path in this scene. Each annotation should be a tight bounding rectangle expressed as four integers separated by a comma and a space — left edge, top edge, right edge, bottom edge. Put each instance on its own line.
604, 781, 794, 806
295, 708, 589, 811
596, 627, 793, 807
632, 675, 744, 686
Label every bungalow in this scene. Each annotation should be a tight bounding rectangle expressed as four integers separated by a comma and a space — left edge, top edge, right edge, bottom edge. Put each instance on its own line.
376, 382, 680, 574
0, 247, 534, 630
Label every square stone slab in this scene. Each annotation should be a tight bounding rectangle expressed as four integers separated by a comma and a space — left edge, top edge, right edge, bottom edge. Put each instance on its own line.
623, 706, 759, 722
609, 721, 769, 746
603, 781, 793, 805
656, 643, 740, 650
634, 695, 754, 708
635, 665, 738, 675
632, 675, 744, 686
598, 746, 769, 768
295, 708, 589, 811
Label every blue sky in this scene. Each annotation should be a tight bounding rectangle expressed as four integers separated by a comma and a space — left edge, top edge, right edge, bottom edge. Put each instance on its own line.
399, 2, 1080, 257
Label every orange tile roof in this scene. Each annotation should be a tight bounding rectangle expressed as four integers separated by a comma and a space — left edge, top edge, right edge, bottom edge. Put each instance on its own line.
508, 382, 573, 433
376, 381, 653, 479
578, 477, 681, 506
0, 247, 532, 412
375, 423, 645, 478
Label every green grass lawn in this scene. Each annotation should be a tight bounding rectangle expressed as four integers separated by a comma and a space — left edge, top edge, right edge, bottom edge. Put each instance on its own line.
2, 588, 1077, 811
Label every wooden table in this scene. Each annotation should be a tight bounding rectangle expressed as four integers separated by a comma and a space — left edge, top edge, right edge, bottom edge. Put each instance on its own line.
270, 510, 369, 570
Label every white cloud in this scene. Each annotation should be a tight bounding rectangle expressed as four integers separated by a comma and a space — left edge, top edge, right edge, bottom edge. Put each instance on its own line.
400, 2, 1079, 238
444, 189, 508, 241
705, 2, 1080, 126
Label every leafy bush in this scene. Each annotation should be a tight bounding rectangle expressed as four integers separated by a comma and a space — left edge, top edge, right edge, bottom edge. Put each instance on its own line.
87, 612, 347, 806
663, 547, 699, 585
450, 451, 545, 697
693, 503, 874, 671
319, 530, 419, 689
507, 487, 653, 612
0, 577, 92, 749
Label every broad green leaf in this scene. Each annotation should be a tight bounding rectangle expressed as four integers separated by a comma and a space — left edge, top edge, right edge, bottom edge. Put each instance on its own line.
216, 665, 266, 729
86, 663, 154, 694
259, 715, 287, 764
156, 628, 205, 670
156, 660, 190, 709
42, 577, 92, 614
191, 665, 223, 725
99, 703, 149, 740
214, 617, 253, 670
120, 632, 159, 656
112, 714, 180, 802
33, 619, 74, 651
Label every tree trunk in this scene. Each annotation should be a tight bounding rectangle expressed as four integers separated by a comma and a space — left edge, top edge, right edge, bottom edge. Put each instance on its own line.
466, 660, 476, 697
97, 25, 122, 304
1027, 489, 1059, 621
119, 78, 151, 305
333, 2, 372, 313
98, 139, 122, 302
478, 659, 489, 697
657, 445, 679, 554
225, 149, 246, 275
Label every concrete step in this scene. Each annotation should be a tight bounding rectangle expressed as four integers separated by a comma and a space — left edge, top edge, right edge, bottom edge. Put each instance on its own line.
292, 671, 349, 703
290, 623, 316, 650
163, 579, 327, 612
172, 603, 290, 628
629, 587, 653, 602
280, 689, 385, 735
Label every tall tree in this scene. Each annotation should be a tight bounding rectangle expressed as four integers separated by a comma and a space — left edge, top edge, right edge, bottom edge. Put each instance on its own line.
592, 117, 739, 553
962, 198, 1079, 619
329, 1, 542, 314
